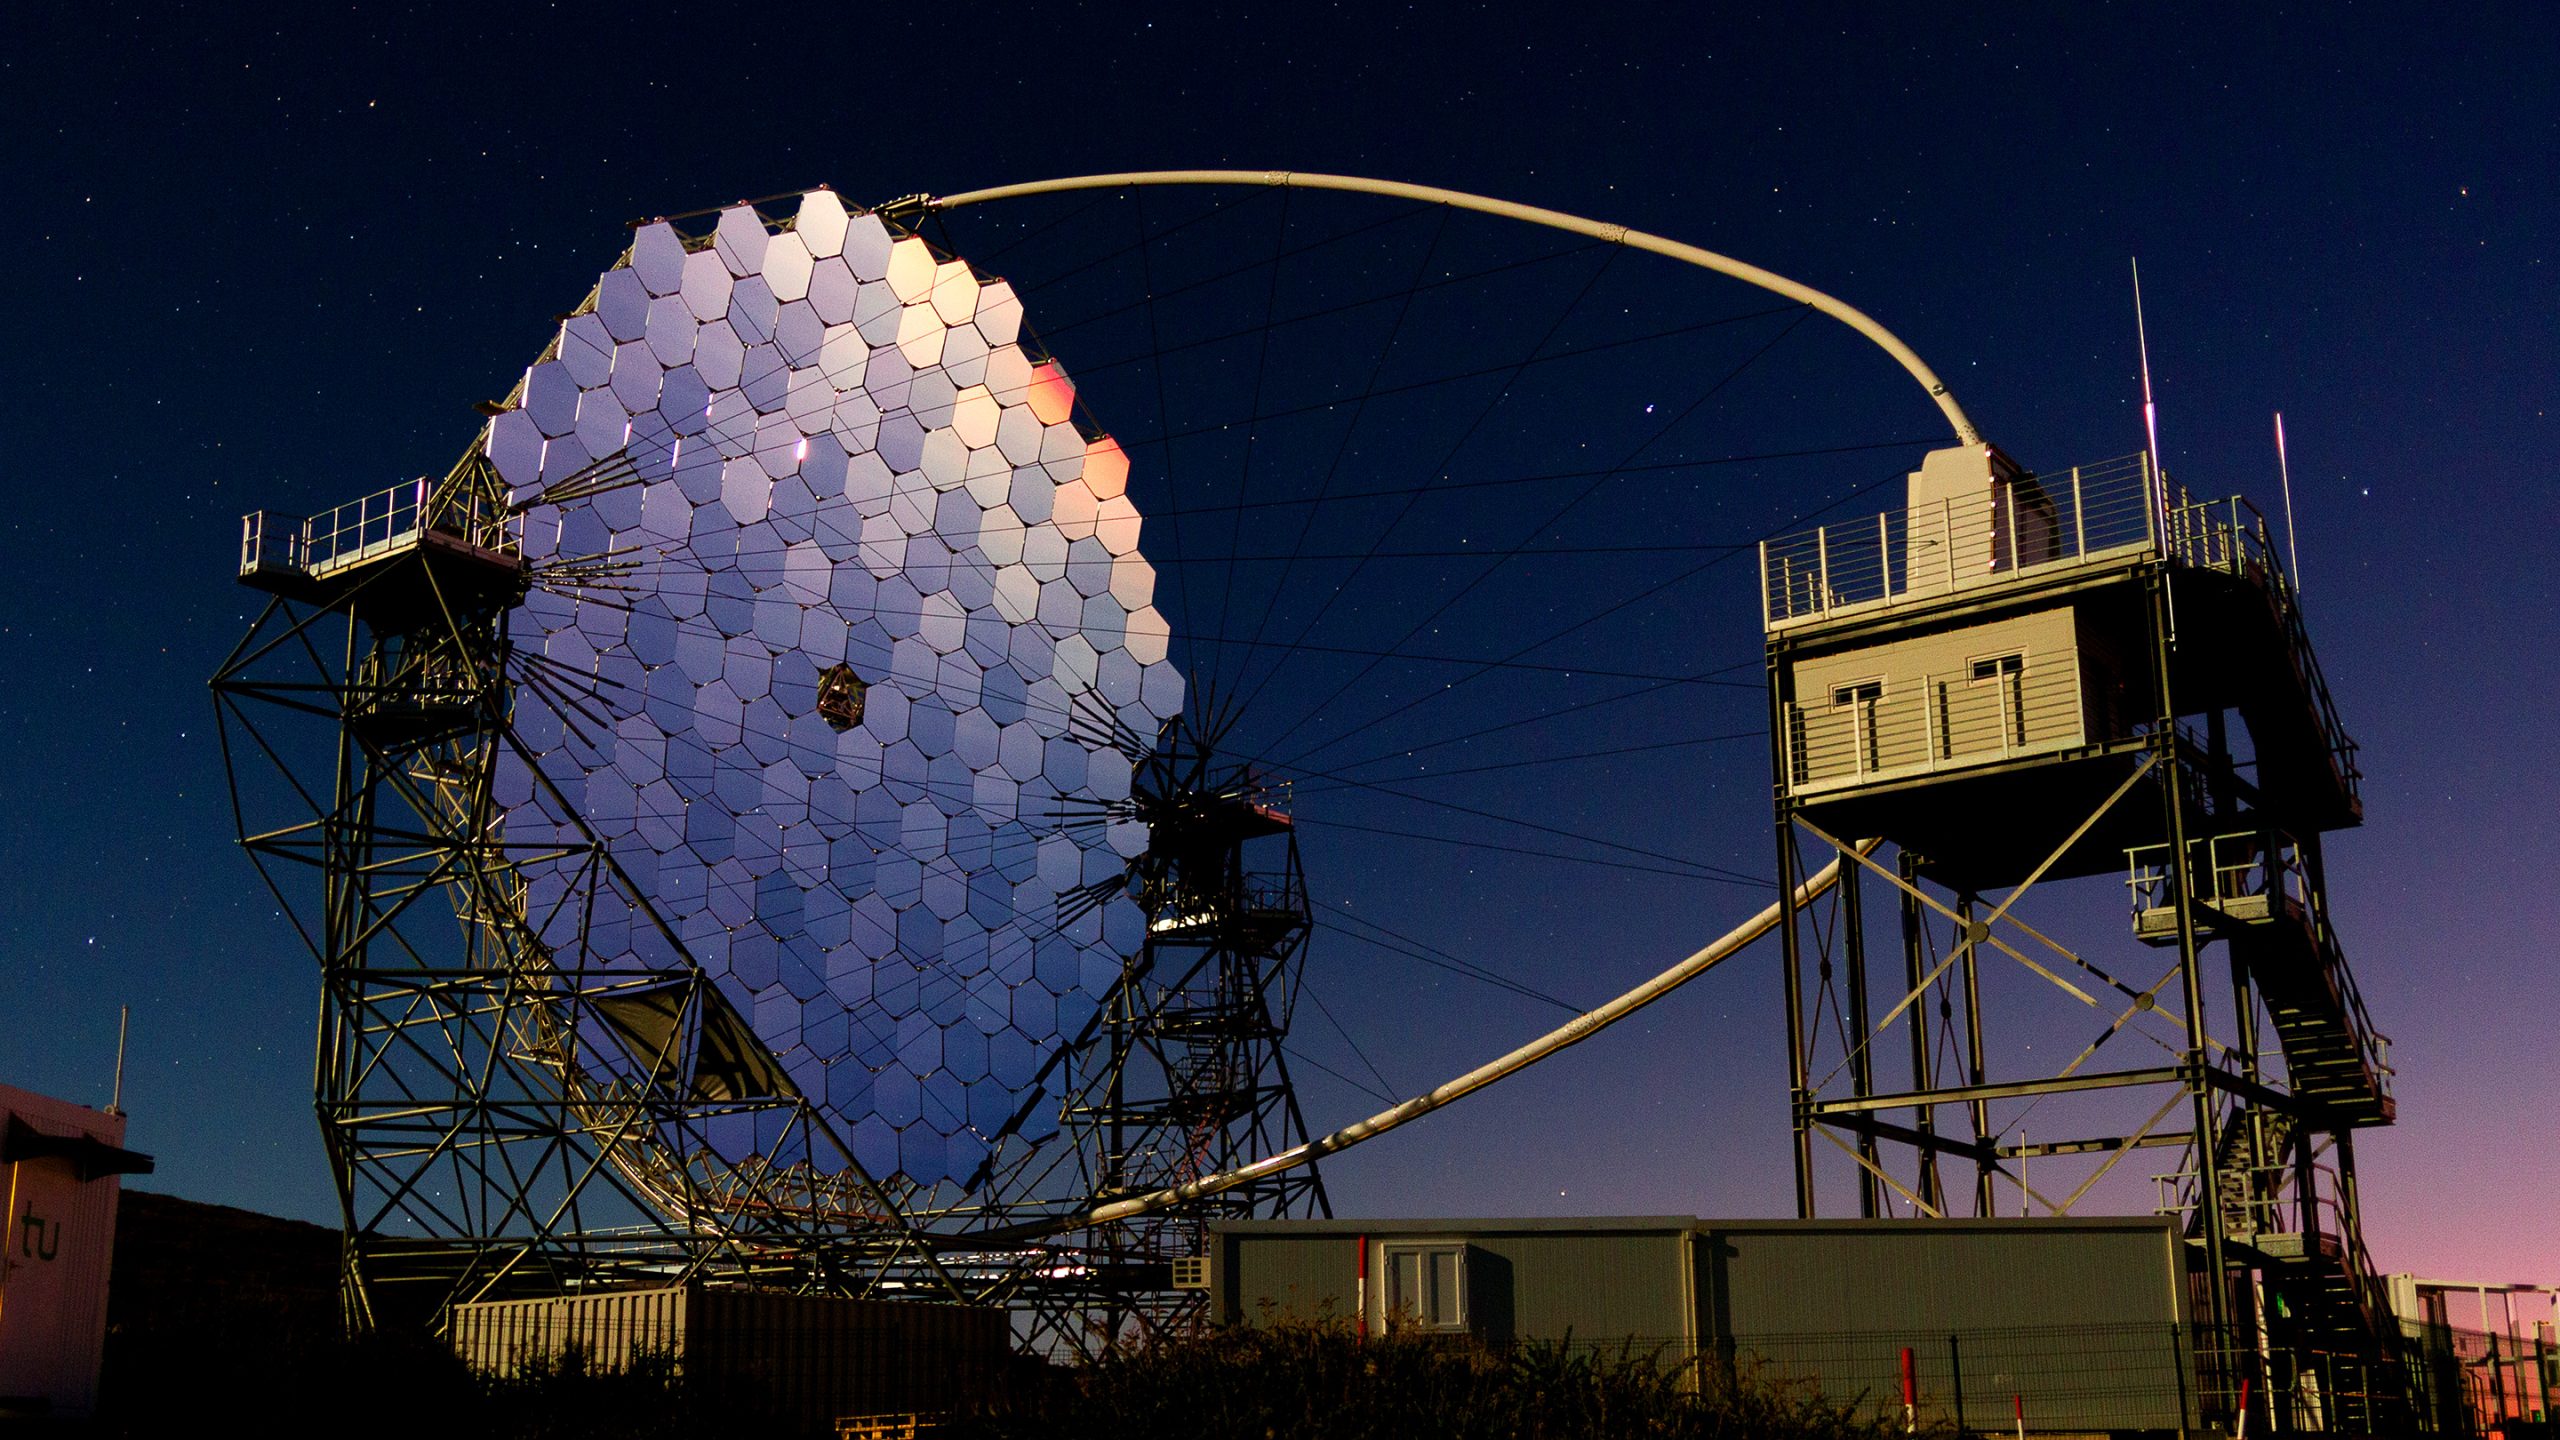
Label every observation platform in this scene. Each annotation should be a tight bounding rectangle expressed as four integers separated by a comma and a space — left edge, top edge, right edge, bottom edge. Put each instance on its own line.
237, 478, 525, 630
1761, 447, 2361, 889
1139, 776, 1304, 945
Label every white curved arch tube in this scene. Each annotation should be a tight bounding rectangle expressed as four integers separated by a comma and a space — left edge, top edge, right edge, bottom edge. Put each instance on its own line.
929, 171, 1980, 447
1052, 844, 1868, 1232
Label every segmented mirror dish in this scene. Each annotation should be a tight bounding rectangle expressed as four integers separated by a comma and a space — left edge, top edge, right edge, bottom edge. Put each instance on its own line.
488, 189, 1180, 1189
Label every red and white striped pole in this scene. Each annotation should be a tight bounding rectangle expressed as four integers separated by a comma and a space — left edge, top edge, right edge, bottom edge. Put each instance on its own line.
1355, 1235, 1369, 1340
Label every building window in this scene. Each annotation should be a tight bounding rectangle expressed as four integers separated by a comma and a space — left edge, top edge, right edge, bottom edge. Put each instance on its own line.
1830, 680, 1886, 774
1969, 653, 2027, 747
1383, 1243, 1467, 1332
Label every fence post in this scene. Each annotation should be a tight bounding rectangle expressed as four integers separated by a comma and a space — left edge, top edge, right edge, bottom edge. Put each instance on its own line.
2171, 1323, 2191, 1440
1901, 1345, 1917, 1434
2537, 1326, 2551, 1429
1950, 1332, 1967, 1434
2071, 465, 2087, 558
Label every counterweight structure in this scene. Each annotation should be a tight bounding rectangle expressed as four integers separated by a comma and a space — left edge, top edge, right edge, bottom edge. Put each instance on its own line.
1761, 446, 2403, 1433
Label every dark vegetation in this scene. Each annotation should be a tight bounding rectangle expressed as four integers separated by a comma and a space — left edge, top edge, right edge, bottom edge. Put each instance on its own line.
944, 1317, 1932, 1440
98, 1192, 774, 1438
88, 1312, 1930, 1440
99, 1196, 1915, 1438
93, 1317, 1917, 1440
97, 1330, 774, 1439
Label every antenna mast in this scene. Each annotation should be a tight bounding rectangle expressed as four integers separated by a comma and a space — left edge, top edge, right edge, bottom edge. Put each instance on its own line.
110, 1004, 129, 1115
2275, 412, 2302, 591
2132, 258, 2161, 473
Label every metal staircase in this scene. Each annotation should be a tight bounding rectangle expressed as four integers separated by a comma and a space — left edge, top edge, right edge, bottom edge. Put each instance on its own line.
2130, 831, 2393, 1126
2245, 913, 2393, 1127
2167, 1107, 2412, 1435
2137, 819, 2408, 1431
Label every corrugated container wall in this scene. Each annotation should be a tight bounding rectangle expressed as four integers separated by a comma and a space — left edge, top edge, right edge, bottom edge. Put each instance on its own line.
0, 1083, 144, 1421
1215, 1215, 2193, 1434
449, 1285, 1009, 1436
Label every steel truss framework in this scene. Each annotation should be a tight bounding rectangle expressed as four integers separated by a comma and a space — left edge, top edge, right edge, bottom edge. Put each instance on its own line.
220, 171, 2296, 1362
833, 713, 1334, 1357
214, 454, 967, 1327
212, 449, 1324, 1341
1049, 714, 1331, 1350
1767, 466, 2412, 1435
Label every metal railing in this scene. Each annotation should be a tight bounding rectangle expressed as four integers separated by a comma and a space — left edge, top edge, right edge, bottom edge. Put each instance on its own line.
2163, 492, 2363, 804
2125, 831, 2392, 1105
237, 509, 302, 573
1142, 871, 1305, 937
1784, 648, 2091, 791
2156, 1142, 2395, 1345
1761, 454, 2156, 625
2162, 491, 2282, 588
2153, 1154, 2409, 1435
239, 477, 520, 579
1521, 1321, 2421, 1436
2156, 1158, 2357, 1247
1538, 1323, 2198, 1433
1760, 452, 2362, 811
2207, 1338, 2409, 1439
2297, 912, 2392, 1100
2401, 1315, 2560, 1435
2125, 829, 2309, 920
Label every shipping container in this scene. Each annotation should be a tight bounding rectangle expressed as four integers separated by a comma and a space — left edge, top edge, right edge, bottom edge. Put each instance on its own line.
449, 1284, 1009, 1436
1214, 1214, 2194, 1434
0, 1082, 153, 1421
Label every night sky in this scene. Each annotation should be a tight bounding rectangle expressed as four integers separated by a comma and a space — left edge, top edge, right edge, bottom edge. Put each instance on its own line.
7, 5, 2553, 1289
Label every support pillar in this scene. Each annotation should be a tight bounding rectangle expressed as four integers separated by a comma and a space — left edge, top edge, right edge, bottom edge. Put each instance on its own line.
1900, 849, 1944, 1215
1958, 891, 1993, 1217
1843, 857, 1880, 1218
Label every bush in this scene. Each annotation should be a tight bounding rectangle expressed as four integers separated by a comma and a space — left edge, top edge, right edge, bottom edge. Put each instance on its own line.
945, 1317, 1937, 1440
95, 1331, 776, 1440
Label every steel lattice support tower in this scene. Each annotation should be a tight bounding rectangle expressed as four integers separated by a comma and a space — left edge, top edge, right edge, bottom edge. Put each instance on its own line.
212, 454, 944, 1329
1031, 719, 1330, 1353
207, 190, 1255, 1344
1760, 446, 2407, 1435
211, 457, 1323, 1350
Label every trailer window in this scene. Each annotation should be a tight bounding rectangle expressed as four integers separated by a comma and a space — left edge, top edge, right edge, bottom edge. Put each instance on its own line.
1383, 1243, 1467, 1331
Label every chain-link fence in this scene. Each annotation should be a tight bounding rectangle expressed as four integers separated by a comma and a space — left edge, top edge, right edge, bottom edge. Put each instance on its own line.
2401, 1317, 2559, 1437
1541, 1321, 2462, 1437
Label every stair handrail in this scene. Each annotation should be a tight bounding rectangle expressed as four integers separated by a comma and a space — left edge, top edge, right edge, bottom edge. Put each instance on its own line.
2161, 490, 2362, 802
2307, 907, 2395, 1104
2264, 554, 2363, 801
